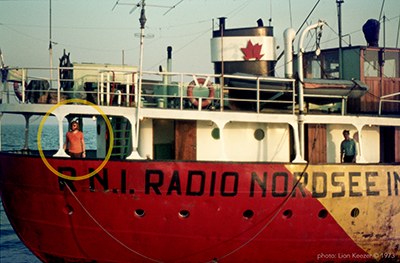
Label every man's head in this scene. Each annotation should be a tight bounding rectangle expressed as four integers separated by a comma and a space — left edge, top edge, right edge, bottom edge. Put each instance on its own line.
71, 121, 79, 131
343, 130, 350, 141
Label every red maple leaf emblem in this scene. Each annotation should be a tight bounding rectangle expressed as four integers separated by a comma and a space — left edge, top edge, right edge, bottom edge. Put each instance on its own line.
241, 40, 264, 61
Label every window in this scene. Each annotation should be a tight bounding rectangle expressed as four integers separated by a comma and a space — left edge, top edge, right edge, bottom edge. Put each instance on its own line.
254, 129, 265, 141
384, 51, 399, 78
323, 52, 339, 79
305, 55, 321, 79
211, 128, 220, 140
364, 50, 380, 77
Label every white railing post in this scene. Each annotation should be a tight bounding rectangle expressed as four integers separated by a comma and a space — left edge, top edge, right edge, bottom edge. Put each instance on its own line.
100, 72, 104, 106
106, 72, 110, 106
180, 73, 183, 110
57, 67, 61, 103
126, 74, 130, 107
22, 68, 25, 103
117, 90, 122, 106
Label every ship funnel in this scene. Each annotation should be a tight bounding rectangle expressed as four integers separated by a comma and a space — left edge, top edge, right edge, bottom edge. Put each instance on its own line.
362, 19, 380, 47
211, 18, 276, 77
283, 28, 296, 78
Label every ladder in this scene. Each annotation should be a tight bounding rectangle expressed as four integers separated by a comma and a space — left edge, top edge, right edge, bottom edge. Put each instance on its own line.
110, 117, 132, 159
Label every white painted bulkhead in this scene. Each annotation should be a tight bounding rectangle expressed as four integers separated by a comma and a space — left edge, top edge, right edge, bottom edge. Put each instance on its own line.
197, 121, 290, 162
138, 118, 153, 159
136, 119, 291, 162
326, 124, 380, 163
136, 119, 380, 163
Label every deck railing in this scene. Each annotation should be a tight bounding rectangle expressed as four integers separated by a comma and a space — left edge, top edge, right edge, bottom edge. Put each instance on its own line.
378, 91, 400, 116
1, 66, 359, 115
1, 66, 299, 113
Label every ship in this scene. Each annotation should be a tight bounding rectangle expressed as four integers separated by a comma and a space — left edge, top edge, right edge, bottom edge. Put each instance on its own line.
0, 1, 399, 263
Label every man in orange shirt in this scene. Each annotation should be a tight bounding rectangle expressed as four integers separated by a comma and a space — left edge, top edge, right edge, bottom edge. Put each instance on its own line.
63, 121, 86, 158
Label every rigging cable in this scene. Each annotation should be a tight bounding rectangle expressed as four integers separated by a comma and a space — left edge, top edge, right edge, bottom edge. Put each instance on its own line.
289, 0, 293, 28
379, 0, 386, 22
269, 0, 272, 26
65, 183, 164, 263
209, 126, 321, 263
276, 0, 321, 63
324, 22, 396, 82
397, 9, 400, 48
65, 120, 321, 263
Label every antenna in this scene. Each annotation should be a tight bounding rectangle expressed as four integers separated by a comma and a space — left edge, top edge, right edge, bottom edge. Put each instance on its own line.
163, 0, 184, 16
129, 1, 142, 14
111, 0, 120, 11
111, 1, 183, 156
112, 0, 184, 15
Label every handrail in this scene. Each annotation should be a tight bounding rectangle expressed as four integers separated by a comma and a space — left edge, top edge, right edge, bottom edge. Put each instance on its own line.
1, 66, 364, 116
378, 91, 400, 116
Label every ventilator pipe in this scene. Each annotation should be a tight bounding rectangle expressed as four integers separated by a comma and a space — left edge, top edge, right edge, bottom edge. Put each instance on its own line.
167, 46, 172, 84
297, 20, 324, 158
297, 20, 325, 114
159, 65, 167, 84
283, 28, 296, 78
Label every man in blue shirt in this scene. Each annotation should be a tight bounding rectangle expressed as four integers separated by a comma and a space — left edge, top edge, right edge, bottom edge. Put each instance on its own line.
340, 130, 358, 163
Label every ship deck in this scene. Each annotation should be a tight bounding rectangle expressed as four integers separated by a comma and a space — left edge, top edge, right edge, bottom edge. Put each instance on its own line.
1, 66, 399, 164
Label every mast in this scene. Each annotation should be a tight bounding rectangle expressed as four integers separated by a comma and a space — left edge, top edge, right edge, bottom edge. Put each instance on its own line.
134, 0, 146, 153
220, 17, 225, 112
337, 0, 344, 79
111, 0, 182, 159
49, 0, 53, 87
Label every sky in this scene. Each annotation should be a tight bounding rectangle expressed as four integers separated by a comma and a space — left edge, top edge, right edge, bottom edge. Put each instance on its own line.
1, 0, 399, 73
0, 0, 399, 124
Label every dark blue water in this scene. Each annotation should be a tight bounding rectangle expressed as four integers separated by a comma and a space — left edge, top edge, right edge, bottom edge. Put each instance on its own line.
0, 196, 41, 263
0, 123, 96, 263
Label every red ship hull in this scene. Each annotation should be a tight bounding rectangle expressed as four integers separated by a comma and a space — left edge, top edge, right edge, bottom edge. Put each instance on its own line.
1, 153, 398, 262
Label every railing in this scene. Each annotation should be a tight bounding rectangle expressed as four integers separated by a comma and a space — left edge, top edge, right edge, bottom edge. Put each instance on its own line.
378, 91, 400, 116
1, 66, 360, 115
1, 66, 299, 114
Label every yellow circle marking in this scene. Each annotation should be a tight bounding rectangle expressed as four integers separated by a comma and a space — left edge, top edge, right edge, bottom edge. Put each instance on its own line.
37, 99, 114, 181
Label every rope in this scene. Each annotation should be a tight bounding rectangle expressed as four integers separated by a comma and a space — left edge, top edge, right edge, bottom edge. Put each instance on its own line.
64, 125, 322, 263
65, 184, 164, 263
209, 125, 321, 262
324, 22, 397, 83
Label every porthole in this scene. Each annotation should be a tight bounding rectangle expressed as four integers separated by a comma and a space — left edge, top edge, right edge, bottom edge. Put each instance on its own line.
243, 210, 254, 219
318, 209, 328, 219
282, 209, 293, 219
211, 128, 220, 140
135, 209, 145, 217
351, 208, 360, 218
254, 129, 265, 141
63, 205, 74, 215
179, 210, 190, 218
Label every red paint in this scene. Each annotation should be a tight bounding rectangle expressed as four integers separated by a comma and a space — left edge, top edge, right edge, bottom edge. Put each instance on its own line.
0, 153, 370, 262
241, 40, 264, 61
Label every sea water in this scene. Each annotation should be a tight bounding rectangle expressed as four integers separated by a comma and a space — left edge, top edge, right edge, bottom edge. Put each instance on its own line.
0, 123, 97, 263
